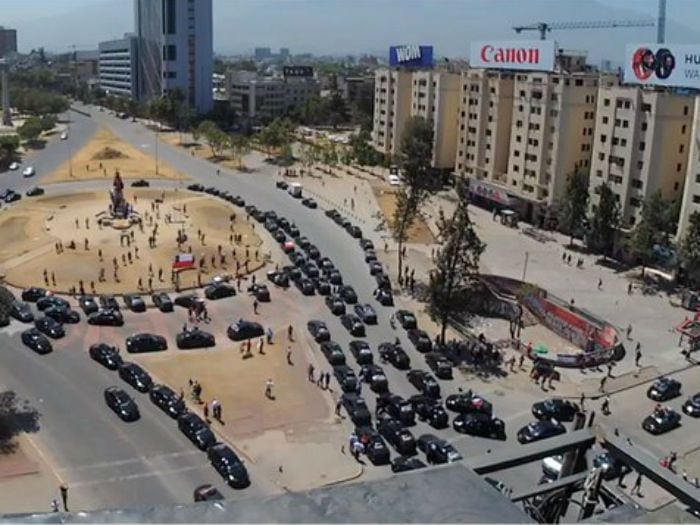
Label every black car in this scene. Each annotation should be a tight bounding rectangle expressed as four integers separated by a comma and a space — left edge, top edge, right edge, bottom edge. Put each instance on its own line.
104, 386, 140, 422
369, 261, 383, 275
314, 279, 331, 296
377, 417, 416, 456
375, 273, 392, 291
407, 329, 432, 353
267, 271, 290, 288
355, 426, 390, 465
406, 370, 441, 399
88, 309, 124, 326
125, 333, 167, 353
647, 378, 682, 401
349, 340, 373, 365
177, 328, 216, 349
178, 412, 216, 450
21, 328, 52, 354
517, 420, 566, 444
124, 294, 146, 312
339, 285, 358, 304
78, 295, 99, 315
294, 278, 315, 295
532, 399, 580, 422
301, 263, 318, 278
288, 225, 300, 238
453, 412, 506, 440
341, 314, 365, 337
36, 296, 70, 311
375, 288, 394, 306
35, 316, 65, 339
446, 392, 493, 415
21, 287, 46, 303
89, 343, 123, 370
273, 230, 286, 243
307, 246, 320, 260
642, 408, 682, 435
4, 190, 20, 203
378, 342, 411, 370
425, 352, 453, 379
306, 320, 330, 343
333, 365, 358, 393
395, 310, 417, 330
320, 341, 346, 366
152, 292, 174, 312
118, 362, 153, 393
276, 180, 289, 190
325, 295, 346, 315
130, 178, 149, 187
227, 319, 265, 341
149, 384, 186, 418
417, 434, 462, 464
341, 394, 372, 426
353, 304, 377, 325
99, 295, 120, 311
250, 284, 270, 302
376, 393, 415, 426
409, 395, 449, 429
174, 293, 199, 309
26, 186, 45, 197
391, 457, 426, 473
683, 393, 700, 417
193, 484, 224, 502
204, 283, 236, 300
364, 250, 377, 263
187, 183, 205, 192
360, 364, 388, 393
43, 306, 80, 324
360, 238, 375, 251
301, 197, 317, 209
208, 443, 250, 489
348, 225, 362, 238
10, 300, 34, 323
328, 271, 343, 286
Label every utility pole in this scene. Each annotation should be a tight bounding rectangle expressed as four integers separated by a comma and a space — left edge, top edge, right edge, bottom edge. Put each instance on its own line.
67, 122, 73, 177
155, 124, 160, 176
521, 251, 530, 282
657, 0, 666, 43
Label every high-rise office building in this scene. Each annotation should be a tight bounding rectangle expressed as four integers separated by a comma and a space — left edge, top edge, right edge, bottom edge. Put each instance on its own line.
99, 35, 139, 99
0, 27, 17, 57
677, 96, 700, 241
134, 0, 213, 113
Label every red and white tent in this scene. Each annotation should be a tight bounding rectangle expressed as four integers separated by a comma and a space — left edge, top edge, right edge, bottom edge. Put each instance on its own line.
172, 253, 195, 269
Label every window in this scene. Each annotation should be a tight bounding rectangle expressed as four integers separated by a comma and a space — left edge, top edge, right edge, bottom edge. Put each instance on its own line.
596, 169, 603, 178
602, 116, 609, 124
631, 179, 643, 189
694, 195, 700, 204
642, 103, 651, 112
641, 122, 648, 131
163, 71, 176, 79
598, 153, 605, 161
637, 161, 644, 170
680, 144, 685, 153
630, 198, 641, 207
163, 44, 177, 61
674, 181, 680, 191
164, 0, 177, 34
622, 120, 629, 128
677, 163, 682, 172
696, 173, 700, 184
682, 125, 687, 134
604, 98, 610, 106
684, 105, 689, 116
575, 79, 583, 86
639, 141, 645, 151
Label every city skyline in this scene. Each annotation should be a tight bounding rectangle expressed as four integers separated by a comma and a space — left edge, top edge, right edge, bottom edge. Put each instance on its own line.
2, 0, 699, 65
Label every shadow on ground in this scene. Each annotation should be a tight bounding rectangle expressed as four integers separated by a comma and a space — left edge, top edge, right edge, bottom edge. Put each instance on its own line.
0, 391, 41, 455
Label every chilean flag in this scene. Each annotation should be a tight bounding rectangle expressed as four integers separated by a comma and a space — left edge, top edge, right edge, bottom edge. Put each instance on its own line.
172, 253, 195, 269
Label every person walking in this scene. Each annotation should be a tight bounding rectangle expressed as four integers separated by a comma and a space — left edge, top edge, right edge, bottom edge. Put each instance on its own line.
265, 378, 274, 399
203, 401, 209, 422
258, 338, 265, 354
601, 396, 611, 415
212, 399, 221, 421
335, 399, 342, 417
635, 347, 642, 367
599, 375, 608, 393
308, 364, 315, 382
631, 473, 643, 496
597, 278, 603, 290
287, 324, 294, 341
266, 327, 273, 344
253, 300, 259, 314
579, 393, 586, 411
286, 347, 293, 365
59, 484, 69, 512
324, 372, 330, 389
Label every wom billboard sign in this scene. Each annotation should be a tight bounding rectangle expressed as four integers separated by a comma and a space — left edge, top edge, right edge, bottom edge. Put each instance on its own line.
470, 40, 555, 72
624, 44, 700, 89
389, 45, 434, 68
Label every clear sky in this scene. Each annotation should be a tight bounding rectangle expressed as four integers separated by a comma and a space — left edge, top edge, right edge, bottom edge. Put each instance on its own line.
2, 0, 698, 64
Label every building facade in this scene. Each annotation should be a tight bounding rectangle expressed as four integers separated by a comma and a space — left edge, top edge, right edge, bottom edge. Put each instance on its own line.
589, 86, 694, 229
98, 36, 139, 98
0, 27, 17, 57
674, 96, 700, 241
226, 71, 320, 122
134, 0, 213, 113
371, 69, 414, 160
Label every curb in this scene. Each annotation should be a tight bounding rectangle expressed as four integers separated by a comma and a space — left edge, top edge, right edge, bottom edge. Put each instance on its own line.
319, 464, 365, 488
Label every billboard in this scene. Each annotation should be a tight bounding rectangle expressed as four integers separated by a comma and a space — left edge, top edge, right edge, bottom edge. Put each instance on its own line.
624, 44, 700, 89
283, 66, 314, 78
470, 40, 555, 72
389, 45, 433, 68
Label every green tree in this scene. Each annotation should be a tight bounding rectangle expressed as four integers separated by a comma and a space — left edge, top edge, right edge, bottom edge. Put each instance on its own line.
257, 118, 293, 157
326, 92, 350, 129
680, 211, 700, 287
588, 183, 620, 259
18, 117, 44, 142
349, 129, 381, 165
0, 135, 19, 163
392, 117, 435, 279
630, 190, 676, 275
429, 190, 485, 341
197, 120, 229, 158
559, 169, 589, 246
230, 134, 250, 168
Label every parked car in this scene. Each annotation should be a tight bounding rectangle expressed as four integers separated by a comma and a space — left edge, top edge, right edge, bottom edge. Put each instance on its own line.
227, 319, 264, 341
22, 166, 35, 177
88, 309, 124, 326
43, 306, 80, 324
295, 278, 315, 296
193, 484, 224, 502
360, 364, 388, 393
369, 261, 384, 275
130, 178, 149, 187
176, 328, 216, 349
355, 426, 390, 465
125, 333, 167, 353
341, 393, 372, 426
267, 271, 290, 288
407, 370, 441, 399
390, 457, 426, 473
149, 384, 186, 418
341, 314, 365, 337
325, 295, 346, 315
319, 341, 346, 366
21, 287, 46, 302
250, 284, 270, 302
375, 288, 394, 306
124, 294, 146, 312
98, 295, 120, 311
307, 320, 331, 343
647, 378, 682, 401
10, 300, 34, 323
204, 283, 236, 300
36, 296, 69, 311
417, 434, 462, 465
174, 293, 199, 309
8, 161, 19, 171
407, 329, 432, 353
425, 352, 453, 379
178, 412, 216, 450
301, 197, 317, 209
333, 365, 358, 393
89, 343, 123, 370
532, 399, 580, 422
517, 420, 566, 444
207, 443, 250, 489
21, 328, 52, 354
396, 310, 418, 330
314, 279, 331, 296
376, 393, 415, 426
353, 304, 377, 325
446, 391, 493, 415
453, 412, 506, 440
409, 395, 449, 429
104, 386, 140, 422
152, 292, 174, 312
349, 340, 373, 365
339, 285, 358, 304
682, 393, 700, 417
35, 316, 65, 339
118, 362, 153, 393
78, 295, 99, 315
642, 407, 682, 435
378, 342, 410, 370
377, 417, 416, 456
26, 186, 45, 197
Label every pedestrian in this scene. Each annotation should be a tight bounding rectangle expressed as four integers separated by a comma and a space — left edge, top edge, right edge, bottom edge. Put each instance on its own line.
507, 356, 516, 372
265, 378, 274, 398
212, 399, 221, 421
258, 337, 264, 354
635, 347, 642, 367
601, 396, 611, 415
308, 364, 315, 382
335, 399, 342, 416
51, 272, 56, 287
286, 347, 293, 365
617, 469, 627, 488
631, 473, 643, 496
518, 353, 525, 369
266, 327, 273, 344
626, 324, 632, 339
627, 282, 633, 295
51, 499, 60, 513
669, 451, 678, 471
59, 484, 68, 512
324, 372, 330, 389
599, 375, 608, 392
287, 324, 294, 341
607, 362, 614, 378
203, 401, 209, 421
316, 372, 324, 388
579, 393, 586, 411
597, 278, 603, 290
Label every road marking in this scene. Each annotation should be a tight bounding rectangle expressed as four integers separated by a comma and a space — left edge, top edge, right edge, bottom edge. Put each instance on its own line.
24, 434, 66, 484
66, 464, 205, 488
57, 449, 202, 473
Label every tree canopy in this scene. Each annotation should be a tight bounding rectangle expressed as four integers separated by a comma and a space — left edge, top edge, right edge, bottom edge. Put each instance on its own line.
680, 211, 700, 288
587, 183, 620, 258
558, 169, 589, 246
630, 190, 677, 273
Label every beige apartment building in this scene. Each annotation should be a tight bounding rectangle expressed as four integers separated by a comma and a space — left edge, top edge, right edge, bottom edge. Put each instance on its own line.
372, 69, 413, 159
588, 86, 694, 229
676, 95, 700, 240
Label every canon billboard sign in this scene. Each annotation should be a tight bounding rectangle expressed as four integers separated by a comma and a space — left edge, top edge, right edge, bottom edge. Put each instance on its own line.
470, 40, 556, 72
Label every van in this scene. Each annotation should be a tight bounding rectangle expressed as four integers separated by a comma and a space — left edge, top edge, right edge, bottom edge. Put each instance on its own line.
288, 182, 303, 198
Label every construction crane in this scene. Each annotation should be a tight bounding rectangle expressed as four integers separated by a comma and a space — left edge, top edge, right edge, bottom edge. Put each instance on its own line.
513, 19, 655, 41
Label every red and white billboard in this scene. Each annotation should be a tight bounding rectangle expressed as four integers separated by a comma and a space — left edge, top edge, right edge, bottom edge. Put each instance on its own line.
470, 40, 556, 72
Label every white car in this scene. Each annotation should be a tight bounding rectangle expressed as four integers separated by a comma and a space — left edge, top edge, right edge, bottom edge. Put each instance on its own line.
22, 166, 35, 177
60, 132, 68, 140
388, 174, 402, 186
8, 162, 19, 171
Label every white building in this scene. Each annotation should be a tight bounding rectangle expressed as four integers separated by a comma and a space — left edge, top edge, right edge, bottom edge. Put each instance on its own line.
98, 35, 139, 99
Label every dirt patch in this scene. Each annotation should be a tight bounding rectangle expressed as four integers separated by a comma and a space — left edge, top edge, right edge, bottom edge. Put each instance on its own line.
43, 128, 188, 183
160, 132, 246, 172
371, 186, 435, 244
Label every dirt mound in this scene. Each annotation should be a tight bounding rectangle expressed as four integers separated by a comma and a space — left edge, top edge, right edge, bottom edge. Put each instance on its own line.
91, 147, 128, 161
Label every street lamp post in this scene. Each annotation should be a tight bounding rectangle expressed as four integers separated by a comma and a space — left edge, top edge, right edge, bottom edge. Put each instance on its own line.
521, 251, 530, 282
67, 122, 73, 177
155, 124, 160, 176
